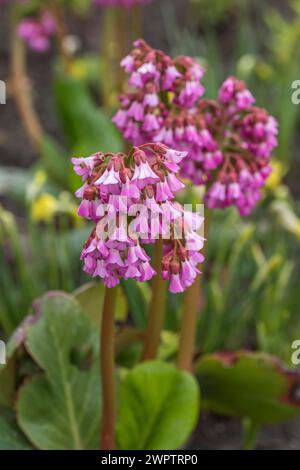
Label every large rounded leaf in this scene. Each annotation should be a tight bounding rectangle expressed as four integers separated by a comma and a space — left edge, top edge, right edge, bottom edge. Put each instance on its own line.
117, 361, 200, 450
0, 409, 32, 450
0, 359, 15, 407
74, 282, 127, 324
17, 292, 100, 450
196, 351, 300, 424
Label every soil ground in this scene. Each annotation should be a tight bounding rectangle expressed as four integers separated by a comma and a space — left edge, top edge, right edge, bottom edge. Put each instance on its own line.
189, 412, 300, 450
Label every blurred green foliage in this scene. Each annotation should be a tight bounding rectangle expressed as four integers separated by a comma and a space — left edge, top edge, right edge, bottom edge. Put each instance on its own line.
198, 191, 300, 364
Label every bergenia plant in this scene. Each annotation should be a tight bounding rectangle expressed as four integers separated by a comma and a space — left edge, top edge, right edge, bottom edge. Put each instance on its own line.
113, 39, 278, 372
114, 40, 278, 216
200, 77, 278, 216
72, 143, 205, 449
113, 39, 208, 371
72, 143, 204, 293
113, 39, 206, 146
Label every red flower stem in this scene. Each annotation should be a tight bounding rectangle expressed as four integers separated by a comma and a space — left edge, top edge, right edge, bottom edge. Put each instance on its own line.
10, 15, 43, 152
176, 279, 200, 372
177, 209, 211, 372
141, 238, 167, 361
100, 286, 117, 450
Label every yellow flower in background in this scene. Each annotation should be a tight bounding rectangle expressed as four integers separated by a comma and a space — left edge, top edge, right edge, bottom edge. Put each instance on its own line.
31, 193, 57, 223
30, 190, 86, 226
266, 160, 285, 191
70, 61, 87, 80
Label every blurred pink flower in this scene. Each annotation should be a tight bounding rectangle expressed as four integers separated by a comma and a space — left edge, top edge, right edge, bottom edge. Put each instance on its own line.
17, 11, 56, 53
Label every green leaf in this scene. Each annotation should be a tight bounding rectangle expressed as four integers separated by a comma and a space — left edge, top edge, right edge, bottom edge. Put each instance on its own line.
196, 351, 300, 424
74, 281, 128, 324
115, 327, 144, 368
54, 75, 122, 155
0, 409, 32, 450
117, 361, 200, 450
17, 292, 101, 450
0, 359, 16, 407
158, 331, 179, 361
39, 135, 69, 187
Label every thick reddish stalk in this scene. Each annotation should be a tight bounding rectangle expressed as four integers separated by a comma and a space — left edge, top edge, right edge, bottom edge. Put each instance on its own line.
141, 239, 167, 361
100, 286, 117, 450
11, 31, 43, 152
177, 209, 210, 372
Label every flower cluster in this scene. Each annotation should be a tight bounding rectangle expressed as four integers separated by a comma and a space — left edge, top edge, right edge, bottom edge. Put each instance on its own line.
201, 77, 278, 216
17, 11, 56, 53
94, 0, 150, 7
113, 39, 205, 145
114, 41, 278, 216
72, 144, 205, 292
161, 206, 204, 293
